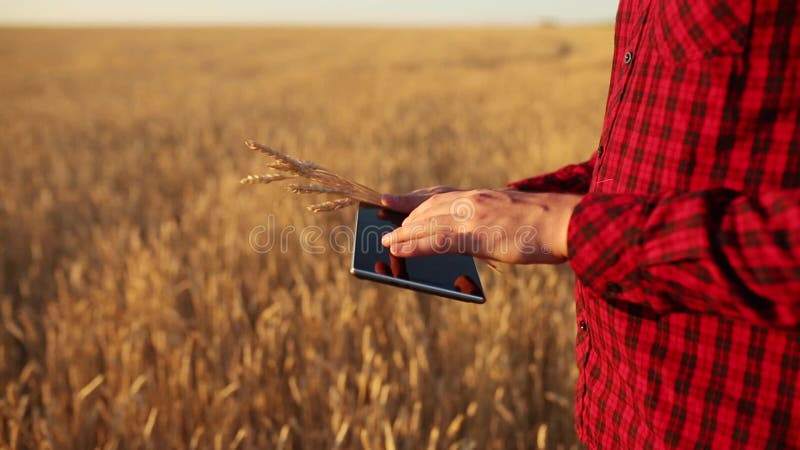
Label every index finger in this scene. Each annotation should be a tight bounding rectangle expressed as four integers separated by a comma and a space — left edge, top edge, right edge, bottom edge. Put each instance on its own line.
381, 219, 435, 247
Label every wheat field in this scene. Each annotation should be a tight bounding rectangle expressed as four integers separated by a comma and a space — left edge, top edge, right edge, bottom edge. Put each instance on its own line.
0, 26, 613, 449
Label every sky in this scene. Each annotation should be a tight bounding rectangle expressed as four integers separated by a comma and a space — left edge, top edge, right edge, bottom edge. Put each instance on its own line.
0, 0, 620, 26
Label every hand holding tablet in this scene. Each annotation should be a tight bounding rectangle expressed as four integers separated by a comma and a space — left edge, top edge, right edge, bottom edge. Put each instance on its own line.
350, 203, 486, 304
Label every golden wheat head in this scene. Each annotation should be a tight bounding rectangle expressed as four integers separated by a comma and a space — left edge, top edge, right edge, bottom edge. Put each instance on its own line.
241, 140, 382, 209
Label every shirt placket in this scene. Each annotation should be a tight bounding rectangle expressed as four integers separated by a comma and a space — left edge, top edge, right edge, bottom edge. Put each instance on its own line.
576, 1, 654, 442
594, 0, 654, 188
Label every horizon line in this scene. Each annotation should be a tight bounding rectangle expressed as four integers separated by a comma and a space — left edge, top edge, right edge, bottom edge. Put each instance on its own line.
0, 18, 614, 29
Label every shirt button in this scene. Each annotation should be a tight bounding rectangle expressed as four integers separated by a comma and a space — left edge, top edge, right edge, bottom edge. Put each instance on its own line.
624, 51, 634, 64
579, 320, 588, 332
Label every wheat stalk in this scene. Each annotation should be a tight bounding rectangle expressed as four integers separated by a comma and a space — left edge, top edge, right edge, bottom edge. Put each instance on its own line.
239, 174, 296, 185
240, 140, 382, 210
286, 184, 355, 196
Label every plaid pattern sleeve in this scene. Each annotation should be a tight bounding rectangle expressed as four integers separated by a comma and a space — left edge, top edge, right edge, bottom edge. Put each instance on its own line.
568, 188, 800, 326
506, 155, 595, 193
550, 0, 800, 447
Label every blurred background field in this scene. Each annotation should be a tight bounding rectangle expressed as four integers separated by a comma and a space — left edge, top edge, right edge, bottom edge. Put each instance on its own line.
0, 26, 612, 449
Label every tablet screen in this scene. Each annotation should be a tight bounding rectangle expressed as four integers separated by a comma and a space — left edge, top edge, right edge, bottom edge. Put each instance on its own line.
350, 203, 485, 303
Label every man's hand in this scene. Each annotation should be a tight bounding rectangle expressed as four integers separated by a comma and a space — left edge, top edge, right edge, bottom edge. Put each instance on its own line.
381, 189, 583, 264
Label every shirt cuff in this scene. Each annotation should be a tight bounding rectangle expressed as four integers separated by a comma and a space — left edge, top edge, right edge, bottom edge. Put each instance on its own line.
567, 193, 649, 298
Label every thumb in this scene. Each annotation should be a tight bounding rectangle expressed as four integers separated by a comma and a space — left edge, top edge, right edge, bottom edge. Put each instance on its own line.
380, 193, 424, 213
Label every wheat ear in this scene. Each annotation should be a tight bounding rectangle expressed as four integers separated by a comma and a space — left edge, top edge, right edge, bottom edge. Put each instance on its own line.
242, 140, 383, 209
306, 198, 355, 212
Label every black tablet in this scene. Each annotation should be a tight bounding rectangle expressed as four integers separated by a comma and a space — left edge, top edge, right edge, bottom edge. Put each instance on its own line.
350, 203, 486, 304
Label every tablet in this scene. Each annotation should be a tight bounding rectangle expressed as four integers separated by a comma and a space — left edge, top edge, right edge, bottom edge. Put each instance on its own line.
350, 203, 486, 304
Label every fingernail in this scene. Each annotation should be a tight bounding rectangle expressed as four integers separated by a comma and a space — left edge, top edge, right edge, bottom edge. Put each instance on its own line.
381, 233, 392, 246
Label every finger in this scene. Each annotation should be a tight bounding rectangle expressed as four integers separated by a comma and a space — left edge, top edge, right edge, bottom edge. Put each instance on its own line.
454, 275, 482, 295
383, 213, 467, 246
374, 261, 390, 275
381, 219, 437, 247
381, 193, 427, 213
376, 208, 390, 220
389, 254, 408, 278
390, 231, 470, 258
405, 191, 462, 224
411, 185, 456, 196
381, 186, 456, 213
383, 217, 474, 254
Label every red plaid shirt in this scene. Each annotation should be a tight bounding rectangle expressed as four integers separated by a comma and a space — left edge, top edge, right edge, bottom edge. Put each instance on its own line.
509, 0, 800, 448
